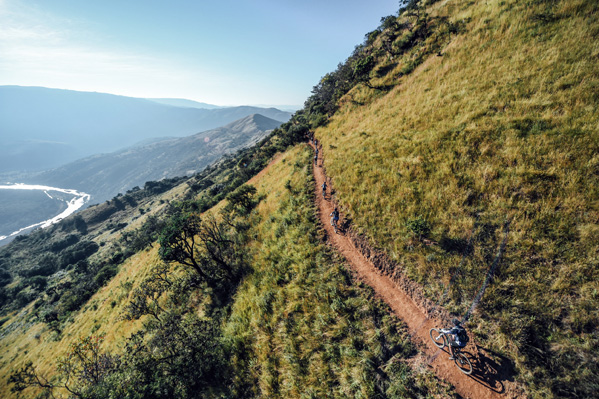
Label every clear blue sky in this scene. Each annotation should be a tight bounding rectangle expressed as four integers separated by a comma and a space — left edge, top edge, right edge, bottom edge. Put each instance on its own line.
0, 0, 399, 107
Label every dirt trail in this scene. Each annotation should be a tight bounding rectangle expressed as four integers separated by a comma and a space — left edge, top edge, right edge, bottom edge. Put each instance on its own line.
311, 145, 520, 399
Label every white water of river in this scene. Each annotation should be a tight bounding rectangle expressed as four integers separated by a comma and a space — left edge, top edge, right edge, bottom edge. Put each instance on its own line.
0, 183, 91, 241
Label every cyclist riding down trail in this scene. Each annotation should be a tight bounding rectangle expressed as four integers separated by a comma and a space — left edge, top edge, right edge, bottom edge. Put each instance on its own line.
447, 318, 468, 360
330, 207, 340, 233
322, 181, 327, 199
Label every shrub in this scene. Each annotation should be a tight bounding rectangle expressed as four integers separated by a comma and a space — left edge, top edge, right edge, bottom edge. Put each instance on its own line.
26, 276, 48, 291
405, 216, 431, 239
94, 265, 118, 287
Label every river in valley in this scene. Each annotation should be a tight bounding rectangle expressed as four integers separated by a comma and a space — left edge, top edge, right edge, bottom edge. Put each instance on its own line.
0, 183, 91, 243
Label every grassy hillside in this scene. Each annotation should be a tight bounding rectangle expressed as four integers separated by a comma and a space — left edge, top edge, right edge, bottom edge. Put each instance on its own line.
0, 122, 303, 398
224, 145, 452, 398
1, 144, 453, 398
310, 0, 598, 397
2, 0, 597, 397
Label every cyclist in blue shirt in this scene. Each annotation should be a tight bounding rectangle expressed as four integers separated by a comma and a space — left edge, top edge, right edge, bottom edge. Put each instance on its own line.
330, 207, 340, 232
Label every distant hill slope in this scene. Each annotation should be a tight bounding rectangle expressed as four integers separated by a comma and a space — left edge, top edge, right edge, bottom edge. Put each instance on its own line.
0, 86, 291, 172
25, 114, 282, 204
146, 98, 225, 109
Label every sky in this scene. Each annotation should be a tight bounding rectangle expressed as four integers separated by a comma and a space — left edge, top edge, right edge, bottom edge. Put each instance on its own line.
0, 0, 399, 107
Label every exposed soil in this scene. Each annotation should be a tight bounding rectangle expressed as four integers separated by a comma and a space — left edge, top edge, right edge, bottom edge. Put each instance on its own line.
311, 144, 523, 399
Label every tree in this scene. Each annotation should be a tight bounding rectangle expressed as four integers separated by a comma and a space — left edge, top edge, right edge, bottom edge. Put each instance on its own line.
224, 184, 258, 217
158, 211, 246, 286
122, 263, 172, 321
158, 212, 210, 281
352, 55, 376, 88
195, 216, 239, 282
10, 335, 118, 398
380, 15, 399, 31
399, 0, 422, 15
90, 314, 227, 398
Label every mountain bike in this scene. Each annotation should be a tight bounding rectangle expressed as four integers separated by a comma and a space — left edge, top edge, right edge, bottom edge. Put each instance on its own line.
330, 217, 339, 234
429, 328, 473, 375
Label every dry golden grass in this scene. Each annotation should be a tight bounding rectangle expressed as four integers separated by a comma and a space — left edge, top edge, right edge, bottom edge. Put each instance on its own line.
0, 248, 158, 398
316, 0, 599, 396
224, 145, 452, 398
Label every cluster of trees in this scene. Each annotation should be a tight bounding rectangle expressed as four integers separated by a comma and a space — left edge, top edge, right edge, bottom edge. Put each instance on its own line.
6, 98, 312, 396
10, 185, 260, 398
0, 227, 99, 312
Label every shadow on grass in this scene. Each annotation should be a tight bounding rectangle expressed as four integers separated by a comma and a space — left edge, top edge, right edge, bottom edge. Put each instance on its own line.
430, 346, 515, 394
340, 216, 352, 235
467, 346, 517, 394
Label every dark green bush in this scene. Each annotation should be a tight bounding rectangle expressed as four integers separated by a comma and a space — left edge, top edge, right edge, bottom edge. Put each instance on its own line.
26, 276, 48, 291
94, 265, 118, 287
49, 234, 80, 253
405, 216, 431, 239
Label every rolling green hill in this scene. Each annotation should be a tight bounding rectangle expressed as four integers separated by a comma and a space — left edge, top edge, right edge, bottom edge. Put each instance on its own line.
0, 86, 291, 172
27, 113, 283, 205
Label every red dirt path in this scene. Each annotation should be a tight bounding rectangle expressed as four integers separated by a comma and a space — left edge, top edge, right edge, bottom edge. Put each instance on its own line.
311, 144, 522, 399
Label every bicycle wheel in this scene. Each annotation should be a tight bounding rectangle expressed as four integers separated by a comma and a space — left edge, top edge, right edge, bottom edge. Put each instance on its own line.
454, 352, 473, 375
429, 328, 446, 348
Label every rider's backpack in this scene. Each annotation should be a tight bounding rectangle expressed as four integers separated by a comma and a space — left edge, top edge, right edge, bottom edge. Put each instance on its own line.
456, 327, 469, 346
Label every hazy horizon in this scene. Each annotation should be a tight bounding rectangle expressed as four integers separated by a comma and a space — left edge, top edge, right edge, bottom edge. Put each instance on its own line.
1, 84, 302, 110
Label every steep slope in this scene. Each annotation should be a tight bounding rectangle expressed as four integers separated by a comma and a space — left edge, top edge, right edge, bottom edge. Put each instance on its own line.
2, 1, 597, 397
307, 0, 599, 397
26, 114, 282, 204
313, 143, 521, 399
0, 86, 291, 172
0, 141, 454, 398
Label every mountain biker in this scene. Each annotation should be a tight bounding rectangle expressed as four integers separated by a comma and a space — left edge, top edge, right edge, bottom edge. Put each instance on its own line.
314, 148, 319, 164
330, 207, 339, 232
322, 181, 327, 198
447, 318, 468, 360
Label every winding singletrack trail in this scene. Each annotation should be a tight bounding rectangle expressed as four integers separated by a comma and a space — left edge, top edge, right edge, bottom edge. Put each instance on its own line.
311, 144, 521, 399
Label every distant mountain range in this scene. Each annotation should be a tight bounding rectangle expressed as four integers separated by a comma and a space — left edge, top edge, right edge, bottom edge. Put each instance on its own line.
145, 98, 225, 109
0, 86, 292, 172
20, 113, 282, 204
